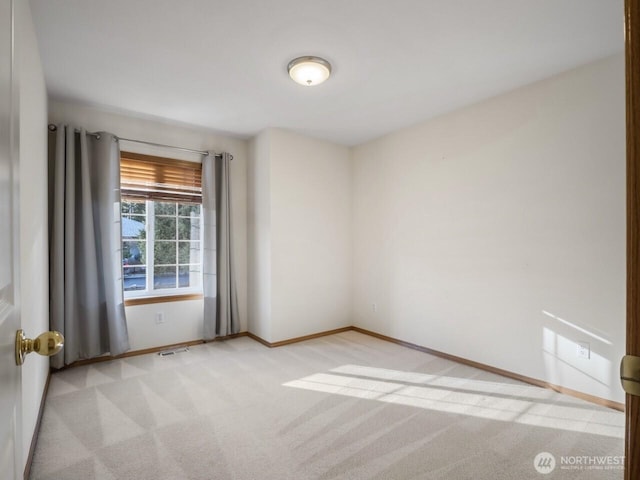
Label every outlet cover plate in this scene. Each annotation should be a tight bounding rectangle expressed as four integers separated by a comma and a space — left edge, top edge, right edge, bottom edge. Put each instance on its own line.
576, 341, 590, 359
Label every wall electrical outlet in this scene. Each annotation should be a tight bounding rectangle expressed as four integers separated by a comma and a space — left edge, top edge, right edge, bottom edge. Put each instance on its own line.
155, 312, 165, 324
576, 341, 590, 359
372, 303, 377, 313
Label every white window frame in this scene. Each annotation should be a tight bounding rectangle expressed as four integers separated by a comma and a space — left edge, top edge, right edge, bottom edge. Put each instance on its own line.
123, 200, 203, 299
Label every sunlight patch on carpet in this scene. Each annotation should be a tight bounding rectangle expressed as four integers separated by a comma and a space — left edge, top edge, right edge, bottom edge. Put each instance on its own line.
283, 364, 623, 439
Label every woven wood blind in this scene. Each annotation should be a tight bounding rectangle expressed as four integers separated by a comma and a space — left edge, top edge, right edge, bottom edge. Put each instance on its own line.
120, 151, 202, 203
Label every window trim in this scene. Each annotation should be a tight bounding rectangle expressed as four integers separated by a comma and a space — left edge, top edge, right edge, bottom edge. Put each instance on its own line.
120, 151, 204, 301
122, 199, 204, 299
124, 293, 204, 307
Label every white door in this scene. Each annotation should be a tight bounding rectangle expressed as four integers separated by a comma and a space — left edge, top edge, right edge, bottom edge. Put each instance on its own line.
0, 0, 22, 479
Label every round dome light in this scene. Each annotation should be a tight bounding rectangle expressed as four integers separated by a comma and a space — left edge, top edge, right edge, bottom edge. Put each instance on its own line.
287, 56, 332, 87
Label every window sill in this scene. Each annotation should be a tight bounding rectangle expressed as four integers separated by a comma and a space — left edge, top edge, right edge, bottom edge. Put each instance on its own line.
124, 293, 204, 307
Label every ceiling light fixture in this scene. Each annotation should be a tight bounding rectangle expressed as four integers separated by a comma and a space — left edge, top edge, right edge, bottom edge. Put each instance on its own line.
287, 56, 332, 86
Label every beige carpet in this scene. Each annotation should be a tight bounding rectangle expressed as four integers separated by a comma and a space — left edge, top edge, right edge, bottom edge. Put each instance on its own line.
30, 331, 624, 479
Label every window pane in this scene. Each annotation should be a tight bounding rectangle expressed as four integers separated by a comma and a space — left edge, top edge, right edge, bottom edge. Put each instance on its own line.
179, 265, 201, 288
178, 241, 200, 264
178, 204, 200, 216
123, 240, 146, 265
155, 202, 176, 215
122, 217, 146, 241
154, 266, 176, 289
122, 213, 146, 223
122, 197, 203, 297
154, 241, 176, 265
123, 266, 146, 291
178, 217, 200, 240
155, 217, 176, 240
121, 200, 146, 215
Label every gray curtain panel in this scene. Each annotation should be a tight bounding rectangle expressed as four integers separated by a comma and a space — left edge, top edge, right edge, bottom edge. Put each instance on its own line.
202, 152, 239, 339
49, 125, 129, 368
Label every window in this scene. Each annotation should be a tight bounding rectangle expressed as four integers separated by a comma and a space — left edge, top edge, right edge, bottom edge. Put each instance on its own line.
120, 152, 203, 300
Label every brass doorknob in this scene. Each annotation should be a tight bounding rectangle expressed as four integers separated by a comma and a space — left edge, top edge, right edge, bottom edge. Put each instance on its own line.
15, 329, 64, 365
621, 354, 640, 396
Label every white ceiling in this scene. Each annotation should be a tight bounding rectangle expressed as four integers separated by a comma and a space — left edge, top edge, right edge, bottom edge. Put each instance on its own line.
29, 0, 624, 146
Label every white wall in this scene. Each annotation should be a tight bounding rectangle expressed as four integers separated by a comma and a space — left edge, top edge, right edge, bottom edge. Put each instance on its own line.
125, 300, 205, 350
17, 0, 49, 471
247, 128, 352, 343
270, 129, 352, 341
48, 101, 249, 349
352, 54, 626, 403
247, 131, 272, 340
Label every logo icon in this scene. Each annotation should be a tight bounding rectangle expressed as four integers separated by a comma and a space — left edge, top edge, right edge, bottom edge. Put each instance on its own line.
534, 452, 556, 474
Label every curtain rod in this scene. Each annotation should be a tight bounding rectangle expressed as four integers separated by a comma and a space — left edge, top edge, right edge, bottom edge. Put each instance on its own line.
47, 124, 228, 159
